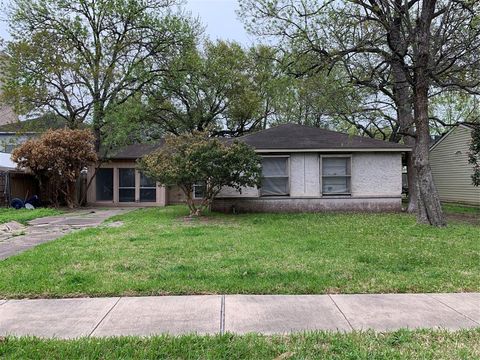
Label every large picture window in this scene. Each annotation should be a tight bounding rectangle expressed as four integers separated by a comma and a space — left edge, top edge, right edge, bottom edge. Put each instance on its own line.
140, 173, 157, 202
96, 168, 113, 201
322, 157, 351, 195
119, 168, 136, 202
261, 156, 289, 196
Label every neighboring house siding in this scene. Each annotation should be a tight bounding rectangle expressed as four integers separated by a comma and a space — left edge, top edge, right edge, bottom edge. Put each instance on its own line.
0, 78, 18, 126
430, 126, 480, 205
351, 153, 402, 197
0, 106, 17, 126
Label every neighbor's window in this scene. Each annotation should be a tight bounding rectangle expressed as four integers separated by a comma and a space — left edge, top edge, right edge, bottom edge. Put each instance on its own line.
140, 173, 156, 202
4, 144, 16, 153
261, 156, 289, 196
322, 157, 351, 195
193, 183, 205, 199
96, 168, 113, 201
119, 168, 136, 202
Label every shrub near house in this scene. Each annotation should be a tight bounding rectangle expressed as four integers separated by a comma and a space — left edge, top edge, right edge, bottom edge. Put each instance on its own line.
139, 132, 262, 216
12, 129, 97, 208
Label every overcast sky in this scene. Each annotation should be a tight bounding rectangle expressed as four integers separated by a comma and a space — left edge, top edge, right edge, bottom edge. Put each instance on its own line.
0, 0, 253, 45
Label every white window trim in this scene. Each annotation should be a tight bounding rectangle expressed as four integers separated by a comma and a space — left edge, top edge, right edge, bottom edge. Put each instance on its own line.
320, 155, 352, 196
193, 183, 205, 200
260, 155, 290, 197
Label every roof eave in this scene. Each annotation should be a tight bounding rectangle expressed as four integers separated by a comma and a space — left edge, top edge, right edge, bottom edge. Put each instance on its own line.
254, 148, 411, 153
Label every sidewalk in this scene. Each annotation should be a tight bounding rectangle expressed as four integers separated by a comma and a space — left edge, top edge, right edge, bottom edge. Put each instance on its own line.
0, 293, 478, 338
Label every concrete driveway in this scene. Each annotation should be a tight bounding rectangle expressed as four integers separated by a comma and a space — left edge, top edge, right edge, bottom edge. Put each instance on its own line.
0, 293, 478, 338
0, 208, 131, 260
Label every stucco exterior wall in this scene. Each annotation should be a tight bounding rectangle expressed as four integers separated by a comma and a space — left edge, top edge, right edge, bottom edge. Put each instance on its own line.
216, 185, 259, 198
216, 152, 402, 199
351, 153, 402, 197
87, 151, 405, 212
430, 126, 480, 205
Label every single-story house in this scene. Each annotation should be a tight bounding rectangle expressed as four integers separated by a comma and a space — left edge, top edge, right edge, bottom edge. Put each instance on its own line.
430, 123, 480, 206
86, 124, 411, 212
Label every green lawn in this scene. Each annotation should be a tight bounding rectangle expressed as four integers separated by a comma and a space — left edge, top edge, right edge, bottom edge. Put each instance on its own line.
1, 330, 479, 359
443, 202, 480, 215
0, 208, 63, 225
0, 206, 478, 298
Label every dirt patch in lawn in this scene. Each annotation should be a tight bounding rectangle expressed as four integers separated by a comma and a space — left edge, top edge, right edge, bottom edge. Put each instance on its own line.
446, 213, 480, 226
176, 215, 238, 227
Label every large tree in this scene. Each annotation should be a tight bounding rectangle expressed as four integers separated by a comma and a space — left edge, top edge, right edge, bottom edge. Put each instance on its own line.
240, 0, 480, 226
145, 41, 288, 137
1, 0, 197, 148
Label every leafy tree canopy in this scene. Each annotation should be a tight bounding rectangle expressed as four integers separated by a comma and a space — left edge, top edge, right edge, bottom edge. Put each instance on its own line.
1, 0, 198, 147
145, 41, 289, 137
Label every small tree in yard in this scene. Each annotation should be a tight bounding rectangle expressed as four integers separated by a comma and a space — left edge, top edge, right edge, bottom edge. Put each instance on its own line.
139, 132, 262, 216
470, 124, 480, 187
12, 129, 97, 208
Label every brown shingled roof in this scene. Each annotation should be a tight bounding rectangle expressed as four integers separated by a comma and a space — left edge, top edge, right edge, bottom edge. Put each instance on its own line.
105, 124, 410, 159
233, 124, 411, 151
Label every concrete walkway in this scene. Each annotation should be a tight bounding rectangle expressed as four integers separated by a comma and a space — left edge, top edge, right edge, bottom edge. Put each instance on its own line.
0, 293, 478, 338
0, 209, 131, 260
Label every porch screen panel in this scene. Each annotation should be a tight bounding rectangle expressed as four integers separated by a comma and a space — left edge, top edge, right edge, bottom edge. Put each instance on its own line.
96, 168, 113, 201
140, 173, 156, 202
119, 168, 136, 202
261, 157, 289, 196
322, 157, 351, 195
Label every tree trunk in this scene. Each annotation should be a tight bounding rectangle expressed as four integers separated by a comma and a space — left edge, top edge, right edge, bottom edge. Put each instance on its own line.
391, 65, 418, 213
65, 181, 76, 209
389, 4, 419, 213
405, 146, 419, 213
412, 0, 446, 227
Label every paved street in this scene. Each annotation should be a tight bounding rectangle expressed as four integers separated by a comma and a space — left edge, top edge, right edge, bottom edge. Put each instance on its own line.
0, 209, 131, 260
0, 293, 478, 338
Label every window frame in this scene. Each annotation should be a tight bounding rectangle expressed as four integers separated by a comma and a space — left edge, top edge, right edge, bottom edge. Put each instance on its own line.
193, 183, 205, 200
320, 155, 352, 196
139, 172, 157, 203
118, 167, 136, 203
260, 155, 290, 197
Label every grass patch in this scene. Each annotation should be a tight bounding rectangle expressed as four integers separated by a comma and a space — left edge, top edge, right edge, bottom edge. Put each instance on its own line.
0, 206, 479, 298
443, 203, 480, 215
0, 208, 63, 225
1, 329, 479, 359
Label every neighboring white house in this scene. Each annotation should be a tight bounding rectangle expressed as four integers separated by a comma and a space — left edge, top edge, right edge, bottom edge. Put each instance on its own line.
87, 124, 411, 212
430, 124, 480, 206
